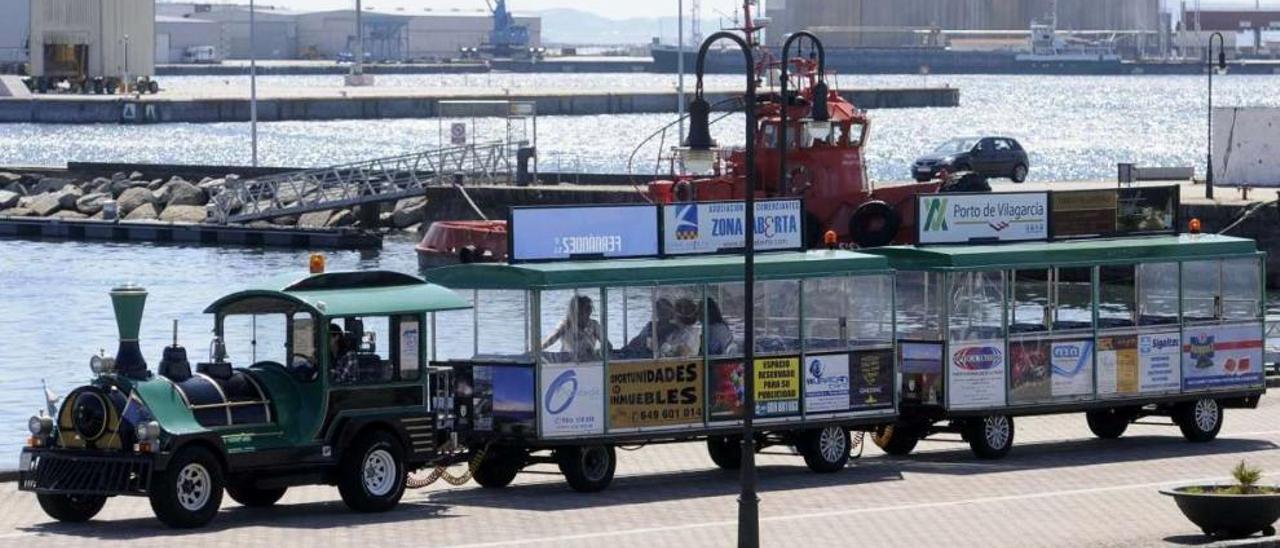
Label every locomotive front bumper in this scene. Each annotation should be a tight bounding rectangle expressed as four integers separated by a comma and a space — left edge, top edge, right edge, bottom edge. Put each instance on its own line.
18, 447, 153, 496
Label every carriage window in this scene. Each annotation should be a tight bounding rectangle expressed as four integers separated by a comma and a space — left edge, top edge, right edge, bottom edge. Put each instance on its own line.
1010, 269, 1050, 334
804, 277, 850, 351
476, 290, 532, 360
1183, 261, 1221, 322
1138, 263, 1179, 325
1222, 258, 1262, 320
755, 280, 801, 354
896, 271, 944, 340
1098, 265, 1136, 329
1055, 267, 1094, 331
654, 285, 703, 359
329, 316, 394, 385
609, 286, 656, 361
540, 288, 605, 364
289, 313, 319, 382
948, 271, 1005, 341
708, 283, 744, 358
850, 274, 894, 346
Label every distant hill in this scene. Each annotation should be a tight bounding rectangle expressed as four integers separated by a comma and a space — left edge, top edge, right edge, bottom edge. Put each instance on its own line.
536, 8, 722, 46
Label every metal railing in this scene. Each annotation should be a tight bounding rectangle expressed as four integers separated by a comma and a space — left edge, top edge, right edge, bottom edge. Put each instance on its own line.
211, 141, 518, 224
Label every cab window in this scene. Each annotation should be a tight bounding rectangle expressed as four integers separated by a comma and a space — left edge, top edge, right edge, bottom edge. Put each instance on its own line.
329, 316, 421, 385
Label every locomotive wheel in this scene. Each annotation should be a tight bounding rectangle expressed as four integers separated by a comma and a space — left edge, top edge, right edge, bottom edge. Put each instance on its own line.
1175, 399, 1223, 443
37, 494, 107, 523
706, 436, 742, 470
848, 201, 899, 248
226, 483, 287, 507
338, 430, 407, 512
799, 426, 850, 473
872, 424, 921, 456
556, 445, 616, 493
149, 445, 224, 528
472, 446, 523, 489
964, 415, 1014, 460
1085, 409, 1132, 439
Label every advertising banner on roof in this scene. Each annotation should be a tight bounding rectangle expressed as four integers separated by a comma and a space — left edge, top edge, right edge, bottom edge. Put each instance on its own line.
917, 193, 1048, 245
663, 199, 804, 255
510, 205, 659, 262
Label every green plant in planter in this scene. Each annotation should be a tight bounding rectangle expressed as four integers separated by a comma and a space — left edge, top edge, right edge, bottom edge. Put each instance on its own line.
1231, 461, 1265, 495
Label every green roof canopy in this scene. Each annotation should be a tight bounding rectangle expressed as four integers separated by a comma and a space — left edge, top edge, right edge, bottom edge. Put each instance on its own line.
205, 270, 471, 318
424, 250, 891, 290
868, 235, 1262, 271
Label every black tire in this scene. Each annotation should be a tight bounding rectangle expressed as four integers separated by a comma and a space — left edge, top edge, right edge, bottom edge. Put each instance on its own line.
872, 424, 921, 456
556, 445, 616, 493
1011, 163, 1029, 183
337, 430, 407, 512
706, 436, 742, 470
37, 494, 106, 523
1175, 398, 1223, 443
799, 426, 850, 473
147, 80, 160, 94
1085, 409, 1131, 439
472, 447, 523, 489
149, 445, 224, 528
226, 483, 287, 508
848, 200, 900, 248
964, 416, 1014, 460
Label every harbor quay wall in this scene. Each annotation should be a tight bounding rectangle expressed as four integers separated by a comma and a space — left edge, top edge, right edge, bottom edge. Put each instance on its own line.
0, 87, 960, 124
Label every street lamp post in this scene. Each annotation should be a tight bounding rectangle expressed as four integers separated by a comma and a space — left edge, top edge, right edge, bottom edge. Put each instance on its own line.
683, 31, 760, 548
677, 0, 685, 140
778, 31, 828, 195
249, 0, 258, 167
1206, 31, 1225, 200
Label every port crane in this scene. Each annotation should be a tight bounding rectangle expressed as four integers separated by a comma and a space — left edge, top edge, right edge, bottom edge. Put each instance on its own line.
460, 0, 543, 60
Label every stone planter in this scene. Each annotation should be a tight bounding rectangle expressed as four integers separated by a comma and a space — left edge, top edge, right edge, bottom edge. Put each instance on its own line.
1162, 486, 1280, 539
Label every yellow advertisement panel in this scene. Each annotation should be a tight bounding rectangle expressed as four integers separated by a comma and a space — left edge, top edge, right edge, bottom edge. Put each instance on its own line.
607, 361, 703, 429
754, 357, 800, 416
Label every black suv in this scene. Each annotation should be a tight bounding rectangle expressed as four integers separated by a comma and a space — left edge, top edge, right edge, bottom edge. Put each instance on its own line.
912, 136, 1029, 183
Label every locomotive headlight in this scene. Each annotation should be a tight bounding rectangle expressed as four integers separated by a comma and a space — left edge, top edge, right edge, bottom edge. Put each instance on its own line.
89, 354, 116, 375
135, 420, 160, 442
28, 414, 52, 436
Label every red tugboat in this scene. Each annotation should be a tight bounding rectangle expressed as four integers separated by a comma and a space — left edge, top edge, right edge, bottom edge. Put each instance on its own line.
417, 1, 945, 268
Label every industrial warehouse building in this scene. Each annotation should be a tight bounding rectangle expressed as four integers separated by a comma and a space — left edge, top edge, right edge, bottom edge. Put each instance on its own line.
765, 0, 1161, 47
157, 3, 540, 62
28, 0, 155, 79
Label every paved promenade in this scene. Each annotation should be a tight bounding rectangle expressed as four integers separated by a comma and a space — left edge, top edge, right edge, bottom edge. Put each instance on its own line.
1, 397, 1278, 547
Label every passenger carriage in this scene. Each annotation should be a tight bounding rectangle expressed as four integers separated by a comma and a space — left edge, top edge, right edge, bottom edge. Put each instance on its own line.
424, 248, 901, 492
866, 233, 1268, 458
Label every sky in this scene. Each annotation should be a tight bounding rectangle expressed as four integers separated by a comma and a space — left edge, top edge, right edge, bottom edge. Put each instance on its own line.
188, 0, 1280, 20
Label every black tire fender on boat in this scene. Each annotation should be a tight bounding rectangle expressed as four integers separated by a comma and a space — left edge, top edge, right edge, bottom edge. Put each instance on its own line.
674, 181, 694, 202
848, 201, 899, 248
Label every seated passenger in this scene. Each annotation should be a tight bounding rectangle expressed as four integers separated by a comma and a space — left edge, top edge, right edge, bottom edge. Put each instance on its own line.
624, 298, 676, 355
703, 298, 735, 355
329, 324, 359, 384
542, 295, 606, 362
660, 298, 702, 358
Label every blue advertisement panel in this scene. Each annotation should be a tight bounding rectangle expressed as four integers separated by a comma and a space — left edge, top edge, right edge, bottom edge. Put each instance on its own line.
473, 365, 536, 435
663, 200, 804, 255
1182, 323, 1265, 391
511, 205, 659, 262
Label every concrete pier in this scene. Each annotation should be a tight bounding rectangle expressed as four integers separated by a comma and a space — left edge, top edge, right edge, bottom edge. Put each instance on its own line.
0, 85, 960, 124
0, 216, 380, 249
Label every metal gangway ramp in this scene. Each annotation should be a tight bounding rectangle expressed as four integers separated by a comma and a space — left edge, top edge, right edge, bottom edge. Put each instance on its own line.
211, 140, 517, 224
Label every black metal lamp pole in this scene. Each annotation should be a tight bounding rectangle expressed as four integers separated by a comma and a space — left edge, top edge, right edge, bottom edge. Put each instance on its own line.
778, 32, 827, 194
1207, 31, 1225, 200
685, 31, 759, 548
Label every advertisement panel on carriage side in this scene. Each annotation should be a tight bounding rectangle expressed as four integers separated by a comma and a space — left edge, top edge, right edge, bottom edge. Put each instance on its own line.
663, 200, 804, 255
948, 340, 1007, 409
1097, 334, 1138, 396
472, 365, 537, 435
900, 341, 944, 405
511, 205, 659, 262
607, 360, 703, 429
709, 359, 746, 420
918, 193, 1048, 245
755, 357, 801, 416
1009, 338, 1051, 403
1050, 340, 1094, 398
804, 353, 851, 414
850, 349, 895, 410
1182, 323, 1265, 391
539, 363, 605, 437
1138, 331, 1182, 393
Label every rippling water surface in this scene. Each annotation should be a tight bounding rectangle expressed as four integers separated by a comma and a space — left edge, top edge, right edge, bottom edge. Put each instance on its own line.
3, 72, 1280, 468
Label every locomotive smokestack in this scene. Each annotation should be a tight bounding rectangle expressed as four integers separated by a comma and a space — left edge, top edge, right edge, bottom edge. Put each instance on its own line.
110, 284, 149, 378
